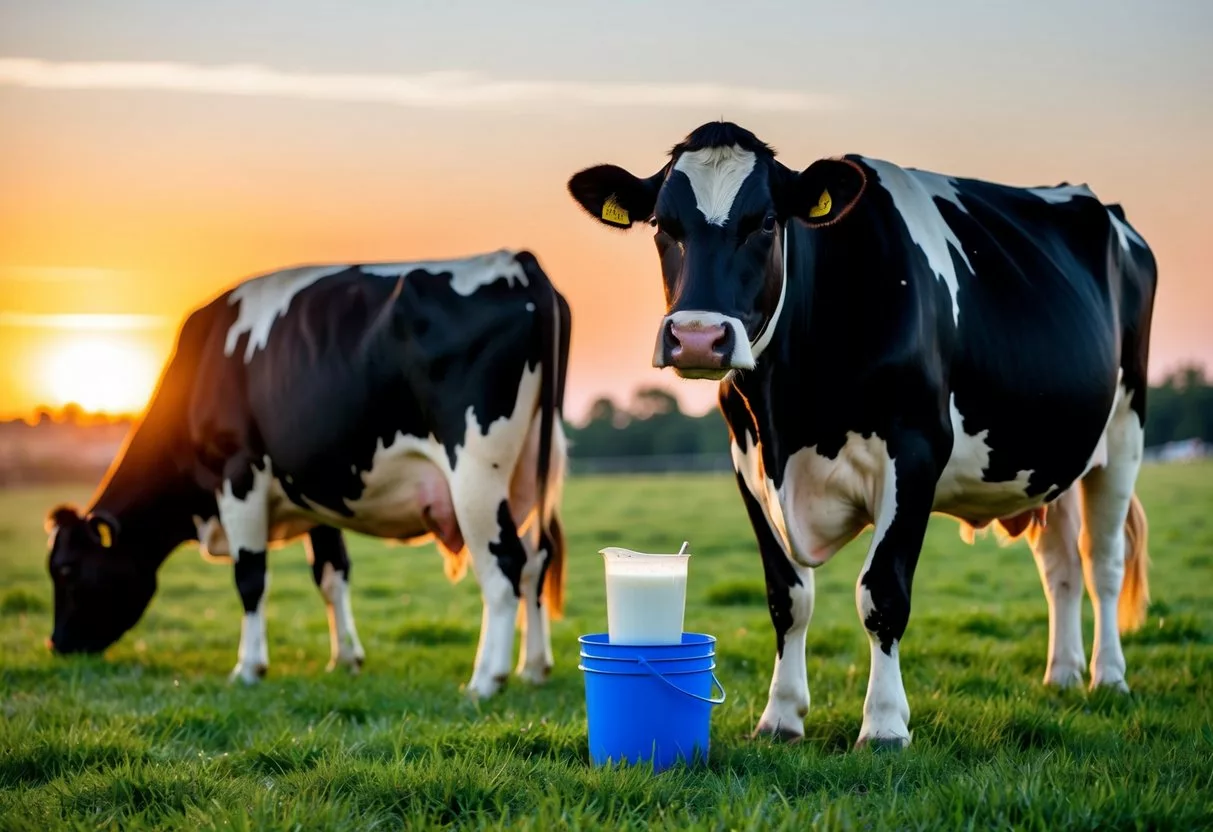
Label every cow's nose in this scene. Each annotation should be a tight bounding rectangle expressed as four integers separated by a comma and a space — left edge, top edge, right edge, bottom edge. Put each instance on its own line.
664, 321, 733, 369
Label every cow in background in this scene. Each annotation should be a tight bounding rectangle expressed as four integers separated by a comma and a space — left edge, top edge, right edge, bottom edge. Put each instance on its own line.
47, 249, 570, 697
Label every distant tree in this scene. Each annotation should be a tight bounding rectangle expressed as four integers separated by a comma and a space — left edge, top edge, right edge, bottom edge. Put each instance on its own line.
567, 364, 1213, 465
1144, 364, 1213, 446
60, 403, 85, 425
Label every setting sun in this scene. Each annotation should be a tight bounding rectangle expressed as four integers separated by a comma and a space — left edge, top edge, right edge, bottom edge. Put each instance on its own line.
40, 334, 160, 415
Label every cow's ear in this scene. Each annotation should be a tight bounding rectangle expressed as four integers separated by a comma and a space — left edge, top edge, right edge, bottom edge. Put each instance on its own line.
86, 512, 120, 549
567, 164, 665, 229
782, 158, 868, 228
45, 504, 80, 535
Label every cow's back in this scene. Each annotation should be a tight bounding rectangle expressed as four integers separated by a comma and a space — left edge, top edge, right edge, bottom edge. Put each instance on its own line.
928, 175, 1156, 504
188, 253, 550, 520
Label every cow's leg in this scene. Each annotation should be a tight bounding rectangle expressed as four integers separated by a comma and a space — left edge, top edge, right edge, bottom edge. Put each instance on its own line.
305, 526, 365, 674
514, 515, 555, 684
1030, 487, 1086, 687
734, 473, 814, 741
452, 473, 525, 699
1079, 409, 1144, 692
218, 460, 273, 684
855, 438, 937, 749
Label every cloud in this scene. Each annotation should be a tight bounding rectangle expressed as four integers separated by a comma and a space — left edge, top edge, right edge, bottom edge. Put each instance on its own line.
0, 57, 842, 113
0, 312, 171, 331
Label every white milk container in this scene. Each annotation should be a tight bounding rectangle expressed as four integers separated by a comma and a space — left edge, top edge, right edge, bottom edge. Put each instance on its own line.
600, 544, 691, 645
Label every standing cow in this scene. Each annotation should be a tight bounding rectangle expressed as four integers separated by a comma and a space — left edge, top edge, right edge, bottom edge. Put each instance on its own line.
46, 249, 570, 697
567, 121, 1154, 747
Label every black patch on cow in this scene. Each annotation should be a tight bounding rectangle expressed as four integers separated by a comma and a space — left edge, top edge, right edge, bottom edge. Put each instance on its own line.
234, 548, 267, 613
734, 471, 801, 657
307, 525, 350, 586
488, 500, 525, 599
858, 433, 938, 655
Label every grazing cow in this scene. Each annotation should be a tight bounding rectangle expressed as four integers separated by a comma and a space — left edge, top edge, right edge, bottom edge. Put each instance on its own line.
46, 249, 570, 697
567, 122, 1154, 747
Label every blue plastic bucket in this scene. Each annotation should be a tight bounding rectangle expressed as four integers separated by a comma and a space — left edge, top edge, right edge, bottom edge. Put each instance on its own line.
579, 633, 726, 772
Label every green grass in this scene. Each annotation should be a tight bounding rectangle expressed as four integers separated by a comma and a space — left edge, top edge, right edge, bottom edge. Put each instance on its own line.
2, 463, 1212, 830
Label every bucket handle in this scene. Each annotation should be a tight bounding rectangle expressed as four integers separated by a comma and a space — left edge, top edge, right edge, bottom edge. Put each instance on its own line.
637, 657, 727, 706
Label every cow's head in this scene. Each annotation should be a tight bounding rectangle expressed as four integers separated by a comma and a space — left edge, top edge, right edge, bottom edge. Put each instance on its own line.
45, 505, 156, 654
567, 121, 866, 379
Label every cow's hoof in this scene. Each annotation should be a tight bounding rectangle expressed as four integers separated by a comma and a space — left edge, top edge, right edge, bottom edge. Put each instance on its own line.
464, 673, 508, 699
752, 722, 804, 743
327, 652, 365, 675
1043, 666, 1085, 688
1090, 676, 1130, 694
855, 733, 910, 752
517, 663, 552, 685
229, 663, 267, 685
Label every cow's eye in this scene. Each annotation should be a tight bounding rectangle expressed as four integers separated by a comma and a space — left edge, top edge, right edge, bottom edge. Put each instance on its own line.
761, 214, 778, 234
655, 216, 683, 241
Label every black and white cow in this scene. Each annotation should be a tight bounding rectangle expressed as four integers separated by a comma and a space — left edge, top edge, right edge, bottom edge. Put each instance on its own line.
46, 249, 570, 697
567, 122, 1154, 747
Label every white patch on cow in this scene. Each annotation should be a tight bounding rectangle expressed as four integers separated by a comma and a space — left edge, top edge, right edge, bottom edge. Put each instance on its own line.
865, 159, 973, 326
1027, 183, 1096, 204
933, 395, 1039, 523
655, 309, 755, 371
234, 588, 269, 685
855, 453, 912, 747
225, 265, 347, 361
360, 249, 526, 297
319, 561, 365, 672
755, 568, 814, 738
322, 433, 451, 540
859, 640, 911, 746
218, 461, 273, 562
224, 250, 525, 363
774, 433, 888, 569
1107, 211, 1146, 251
909, 167, 969, 214
673, 145, 757, 226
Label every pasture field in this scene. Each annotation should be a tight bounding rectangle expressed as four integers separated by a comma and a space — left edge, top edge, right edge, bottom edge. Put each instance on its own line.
1, 464, 1212, 830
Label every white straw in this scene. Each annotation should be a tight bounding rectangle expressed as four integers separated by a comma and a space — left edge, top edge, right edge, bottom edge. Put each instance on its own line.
677, 540, 689, 556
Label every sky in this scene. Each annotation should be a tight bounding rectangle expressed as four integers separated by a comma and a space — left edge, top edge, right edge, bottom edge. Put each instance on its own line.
1, 1, 1211, 421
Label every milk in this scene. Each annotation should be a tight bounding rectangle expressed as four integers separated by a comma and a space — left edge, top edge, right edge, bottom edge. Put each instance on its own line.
601, 546, 691, 645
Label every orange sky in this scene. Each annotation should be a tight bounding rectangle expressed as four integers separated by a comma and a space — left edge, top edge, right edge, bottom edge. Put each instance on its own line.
2, 2, 1211, 422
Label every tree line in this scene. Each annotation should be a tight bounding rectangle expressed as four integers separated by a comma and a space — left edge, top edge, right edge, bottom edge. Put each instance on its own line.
568, 364, 1213, 460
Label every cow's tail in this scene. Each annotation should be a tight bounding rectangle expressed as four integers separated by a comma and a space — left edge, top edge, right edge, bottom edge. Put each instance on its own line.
1119, 491, 1150, 634
519, 251, 568, 619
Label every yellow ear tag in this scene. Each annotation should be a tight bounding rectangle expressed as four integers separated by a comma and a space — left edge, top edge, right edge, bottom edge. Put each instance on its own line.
97, 523, 112, 549
601, 194, 630, 226
808, 189, 832, 218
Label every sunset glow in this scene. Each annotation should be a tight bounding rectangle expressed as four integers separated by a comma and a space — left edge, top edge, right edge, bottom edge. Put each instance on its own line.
38, 334, 159, 415
0, 3, 1210, 422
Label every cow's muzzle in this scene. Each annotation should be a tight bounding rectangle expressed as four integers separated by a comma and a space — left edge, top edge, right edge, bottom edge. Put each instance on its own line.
653, 312, 755, 379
